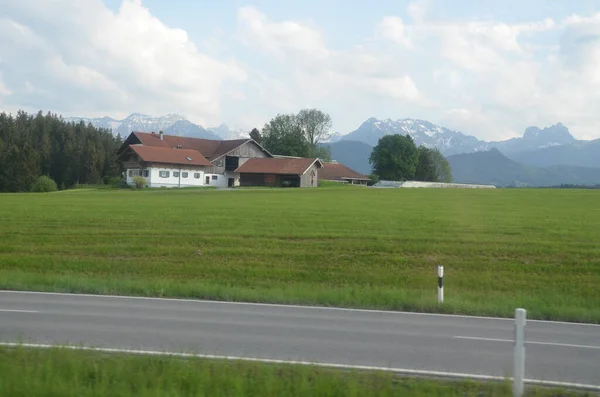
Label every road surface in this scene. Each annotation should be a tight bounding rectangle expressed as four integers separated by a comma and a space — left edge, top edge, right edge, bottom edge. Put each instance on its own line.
1, 290, 599, 388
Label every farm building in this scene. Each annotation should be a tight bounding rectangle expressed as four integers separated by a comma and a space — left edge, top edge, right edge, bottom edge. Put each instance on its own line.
373, 180, 497, 189
235, 157, 322, 188
117, 131, 323, 188
319, 161, 370, 185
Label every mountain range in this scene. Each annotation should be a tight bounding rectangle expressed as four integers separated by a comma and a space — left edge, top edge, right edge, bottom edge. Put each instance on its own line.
67, 112, 600, 187
329, 118, 590, 157
65, 113, 247, 141
325, 118, 600, 186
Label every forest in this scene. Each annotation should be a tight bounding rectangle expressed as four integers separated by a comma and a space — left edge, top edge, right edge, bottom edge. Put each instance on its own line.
0, 110, 122, 192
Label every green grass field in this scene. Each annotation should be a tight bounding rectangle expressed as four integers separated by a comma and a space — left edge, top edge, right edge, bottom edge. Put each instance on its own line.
1, 187, 599, 322
0, 345, 590, 397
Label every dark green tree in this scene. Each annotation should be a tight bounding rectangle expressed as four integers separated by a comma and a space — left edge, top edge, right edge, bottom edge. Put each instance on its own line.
261, 109, 333, 159
261, 114, 310, 157
369, 134, 419, 181
415, 146, 452, 183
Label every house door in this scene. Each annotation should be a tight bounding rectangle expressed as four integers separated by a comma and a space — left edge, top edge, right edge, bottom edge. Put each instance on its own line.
228, 178, 234, 188
205, 176, 210, 185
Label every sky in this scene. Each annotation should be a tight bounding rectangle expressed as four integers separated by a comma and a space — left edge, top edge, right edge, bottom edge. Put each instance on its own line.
1, 0, 599, 140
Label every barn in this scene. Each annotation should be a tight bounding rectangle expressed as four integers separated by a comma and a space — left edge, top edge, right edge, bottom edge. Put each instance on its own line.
117, 131, 323, 188
235, 157, 323, 188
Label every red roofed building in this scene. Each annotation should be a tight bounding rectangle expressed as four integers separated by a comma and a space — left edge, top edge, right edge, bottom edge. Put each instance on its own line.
235, 157, 323, 188
318, 161, 370, 185
117, 131, 324, 188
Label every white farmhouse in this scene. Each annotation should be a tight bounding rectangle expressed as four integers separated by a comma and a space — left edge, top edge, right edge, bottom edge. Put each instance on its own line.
117, 130, 323, 188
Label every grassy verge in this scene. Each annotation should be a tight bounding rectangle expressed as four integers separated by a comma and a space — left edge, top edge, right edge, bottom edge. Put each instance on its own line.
0, 346, 591, 397
0, 188, 599, 322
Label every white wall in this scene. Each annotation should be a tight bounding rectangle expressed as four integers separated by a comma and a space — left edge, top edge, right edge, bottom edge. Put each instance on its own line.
150, 167, 209, 188
126, 167, 206, 188
203, 172, 240, 188
125, 167, 241, 188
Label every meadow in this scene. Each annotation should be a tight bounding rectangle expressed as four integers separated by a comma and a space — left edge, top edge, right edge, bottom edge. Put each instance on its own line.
0, 345, 591, 397
0, 187, 599, 322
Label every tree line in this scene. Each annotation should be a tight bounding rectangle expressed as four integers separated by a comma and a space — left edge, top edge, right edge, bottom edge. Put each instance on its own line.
0, 108, 452, 193
0, 110, 122, 192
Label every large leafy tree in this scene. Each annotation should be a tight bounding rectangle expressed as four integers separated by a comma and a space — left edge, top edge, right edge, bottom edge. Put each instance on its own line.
261, 109, 332, 160
297, 109, 332, 147
369, 134, 419, 181
415, 146, 452, 183
261, 114, 310, 157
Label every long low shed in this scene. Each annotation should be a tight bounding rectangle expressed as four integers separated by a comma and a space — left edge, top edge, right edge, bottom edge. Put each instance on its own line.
373, 180, 497, 189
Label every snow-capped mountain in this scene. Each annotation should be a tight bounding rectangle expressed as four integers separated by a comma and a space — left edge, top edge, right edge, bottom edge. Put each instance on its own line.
341, 118, 490, 155
337, 118, 587, 157
65, 113, 248, 141
66, 113, 187, 137
164, 120, 221, 140
207, 123, 249, 140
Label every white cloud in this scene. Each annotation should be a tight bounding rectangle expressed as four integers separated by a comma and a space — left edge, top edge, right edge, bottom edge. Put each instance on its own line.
0, 0, 246, 126
376, 8, 599, 140
560, 13, 600, 84
378, 16, 411, 48
236, 6, 425, 115
407, 0, 430, 23
1, 1, 599, 141
237, 6, 329, 60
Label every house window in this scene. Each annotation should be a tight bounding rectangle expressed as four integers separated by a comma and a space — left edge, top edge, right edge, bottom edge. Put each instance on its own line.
173, 171, 180, 178
159, 171, 170, 178
143, 170, 149, 177
182, 172, 188, 178
211, 175, 218, 180
194, 173, 200, 179
128, 170, 133, 177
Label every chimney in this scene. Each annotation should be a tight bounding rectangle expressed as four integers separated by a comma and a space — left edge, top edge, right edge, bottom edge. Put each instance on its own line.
159, 130, 164, 140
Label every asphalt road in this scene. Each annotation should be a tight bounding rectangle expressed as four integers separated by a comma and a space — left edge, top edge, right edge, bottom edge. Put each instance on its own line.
1, 290, 599, 387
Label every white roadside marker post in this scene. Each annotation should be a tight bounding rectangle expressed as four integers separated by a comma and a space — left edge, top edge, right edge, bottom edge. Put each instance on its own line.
513, 308, 527, 397
437, 266, 444, 304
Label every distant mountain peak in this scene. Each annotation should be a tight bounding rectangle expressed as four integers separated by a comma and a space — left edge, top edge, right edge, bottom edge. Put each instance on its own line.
522, 123, 574, 144
342, 117, 488, 155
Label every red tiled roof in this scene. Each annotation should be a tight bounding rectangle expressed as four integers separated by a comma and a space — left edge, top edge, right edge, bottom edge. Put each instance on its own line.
319, 162, 370, 181
235, 157, 323, 175
133, 132, 253, 161
130, 145, 212, 166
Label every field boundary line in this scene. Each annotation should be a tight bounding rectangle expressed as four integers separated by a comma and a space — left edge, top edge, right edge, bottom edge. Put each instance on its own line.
1, 342, 599, 392
2, 290, 599, 327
